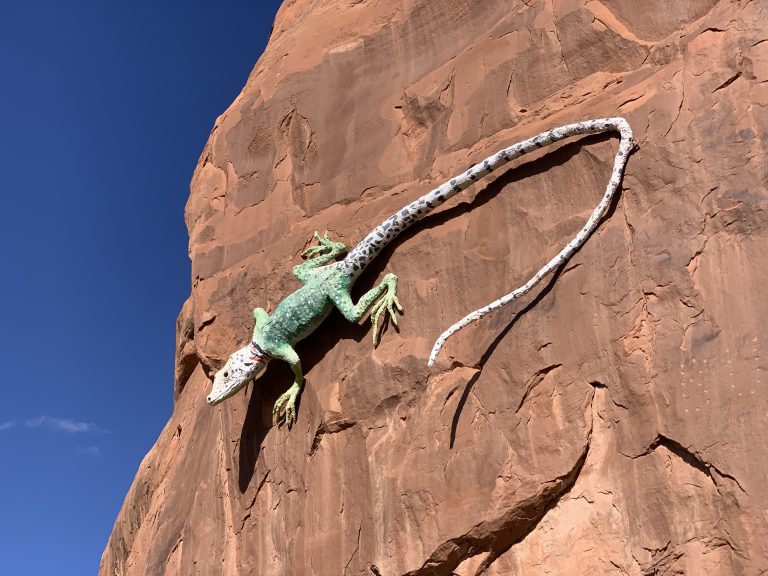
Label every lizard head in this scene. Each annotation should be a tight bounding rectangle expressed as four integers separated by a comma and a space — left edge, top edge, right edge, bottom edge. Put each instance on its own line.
207, 341, 270, 406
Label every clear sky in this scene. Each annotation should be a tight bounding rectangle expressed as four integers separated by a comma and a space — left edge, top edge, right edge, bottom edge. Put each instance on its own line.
0, 1, 283, 573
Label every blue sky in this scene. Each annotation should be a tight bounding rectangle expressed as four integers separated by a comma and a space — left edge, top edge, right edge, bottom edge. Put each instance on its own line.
0, 2, 283, 573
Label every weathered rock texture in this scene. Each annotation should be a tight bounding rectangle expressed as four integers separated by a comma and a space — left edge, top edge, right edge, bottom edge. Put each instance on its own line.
101, 0, 768, 574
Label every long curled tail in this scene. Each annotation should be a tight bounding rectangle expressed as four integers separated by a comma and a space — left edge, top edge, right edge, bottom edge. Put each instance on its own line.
428, 117, 634, 365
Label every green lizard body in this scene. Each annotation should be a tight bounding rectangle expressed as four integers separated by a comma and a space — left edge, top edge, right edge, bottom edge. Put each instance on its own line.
207, 232, 401, 427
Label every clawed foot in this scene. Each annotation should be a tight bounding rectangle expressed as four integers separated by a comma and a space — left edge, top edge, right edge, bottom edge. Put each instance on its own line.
371, 273, 404, 346
302, 230, 347, 260
273, 384, 301, 428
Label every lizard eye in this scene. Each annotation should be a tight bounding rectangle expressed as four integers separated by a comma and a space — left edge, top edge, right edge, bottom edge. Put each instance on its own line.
223, 372, 229, 378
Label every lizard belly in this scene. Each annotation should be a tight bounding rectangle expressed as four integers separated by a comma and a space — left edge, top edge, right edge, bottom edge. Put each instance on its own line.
259, 283, 334, 347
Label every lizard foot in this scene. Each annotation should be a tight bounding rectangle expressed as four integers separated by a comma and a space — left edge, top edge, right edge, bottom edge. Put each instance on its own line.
302, 230, 347, 260
371, 273, 404, 346
273, 383, 301, 429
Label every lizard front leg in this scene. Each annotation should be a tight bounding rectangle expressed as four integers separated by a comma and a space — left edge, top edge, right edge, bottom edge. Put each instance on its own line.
330, 273, 403, 345
293, 231, 347, 284
268, 344, 304, 428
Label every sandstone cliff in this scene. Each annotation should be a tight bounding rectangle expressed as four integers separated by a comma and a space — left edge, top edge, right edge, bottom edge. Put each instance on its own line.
101, 1, 768, 574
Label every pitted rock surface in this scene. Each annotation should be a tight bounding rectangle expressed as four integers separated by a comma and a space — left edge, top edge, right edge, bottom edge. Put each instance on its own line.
101, 1, 768, 574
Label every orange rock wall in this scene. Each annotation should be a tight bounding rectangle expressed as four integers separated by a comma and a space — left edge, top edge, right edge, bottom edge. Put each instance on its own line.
101, 1, 768, 574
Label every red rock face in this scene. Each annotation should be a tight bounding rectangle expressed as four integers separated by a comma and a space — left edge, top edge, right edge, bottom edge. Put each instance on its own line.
100, 1, 768, 574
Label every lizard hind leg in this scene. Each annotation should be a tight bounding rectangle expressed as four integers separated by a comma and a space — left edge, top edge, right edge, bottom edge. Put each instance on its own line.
294, 231, 348, 284
328, 272, 404, 346
302, 230, 347, 260
370, 273, 403, 346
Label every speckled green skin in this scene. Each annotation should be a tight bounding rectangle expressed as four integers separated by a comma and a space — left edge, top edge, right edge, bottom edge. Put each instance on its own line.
256, 232, 401, 427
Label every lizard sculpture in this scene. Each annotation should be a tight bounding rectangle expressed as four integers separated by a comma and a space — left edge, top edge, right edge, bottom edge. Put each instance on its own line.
206, 117, 634, 428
